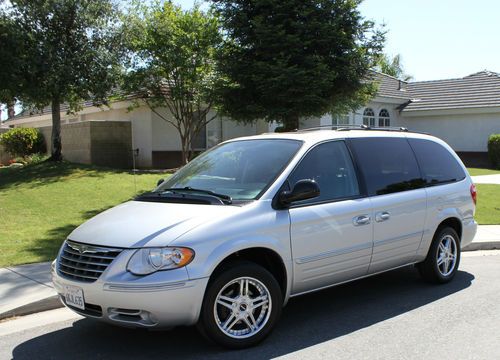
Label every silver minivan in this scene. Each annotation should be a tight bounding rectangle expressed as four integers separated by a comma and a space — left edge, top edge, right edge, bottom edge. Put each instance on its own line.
52, 127, 477, 348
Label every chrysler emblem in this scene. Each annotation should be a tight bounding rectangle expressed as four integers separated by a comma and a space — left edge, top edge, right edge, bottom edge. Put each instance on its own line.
67, 241, 98, 254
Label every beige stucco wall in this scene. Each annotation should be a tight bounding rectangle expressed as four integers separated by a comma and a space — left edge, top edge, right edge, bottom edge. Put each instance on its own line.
399, 113, 500, 152
38, 121, 132, 168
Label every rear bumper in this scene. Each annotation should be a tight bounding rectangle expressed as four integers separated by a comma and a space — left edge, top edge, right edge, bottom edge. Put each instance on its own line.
461, 218, 477, 249
51, 259, 209, 328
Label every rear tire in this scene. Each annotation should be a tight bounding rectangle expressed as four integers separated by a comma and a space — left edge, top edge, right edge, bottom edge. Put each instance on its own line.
197, 261, 282, 349
417, 227, 461, 284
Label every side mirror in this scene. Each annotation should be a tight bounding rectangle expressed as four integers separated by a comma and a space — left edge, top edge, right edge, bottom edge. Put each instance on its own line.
157, 178, 165, 187
279, 179, 320, 206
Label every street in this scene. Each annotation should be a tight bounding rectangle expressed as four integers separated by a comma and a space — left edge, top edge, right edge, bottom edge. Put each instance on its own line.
1, 252, 499, 360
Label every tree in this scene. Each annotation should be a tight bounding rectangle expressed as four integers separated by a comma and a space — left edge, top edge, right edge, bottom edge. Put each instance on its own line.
212, 0, 385, 130
2, 0, 123, 160
123, 2, 223, 165
0, 12, 26, 120
376, 54, 412, 81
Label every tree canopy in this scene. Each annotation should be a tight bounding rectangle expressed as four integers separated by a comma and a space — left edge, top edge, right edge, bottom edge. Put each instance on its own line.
123, 1, 223, 164
212, 0, 385, 130
376, 54, 413, 81
1, 0, 123, 160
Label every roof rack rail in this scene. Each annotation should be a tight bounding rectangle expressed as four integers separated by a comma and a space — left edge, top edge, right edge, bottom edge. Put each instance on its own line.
297, 124, 410, 132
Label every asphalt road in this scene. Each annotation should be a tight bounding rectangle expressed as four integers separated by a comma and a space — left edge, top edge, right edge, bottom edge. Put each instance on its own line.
1, 252, 500, 360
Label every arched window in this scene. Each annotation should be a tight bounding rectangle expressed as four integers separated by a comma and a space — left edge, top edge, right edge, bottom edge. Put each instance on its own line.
379, 109, 390, 127
363, 108, 375, 126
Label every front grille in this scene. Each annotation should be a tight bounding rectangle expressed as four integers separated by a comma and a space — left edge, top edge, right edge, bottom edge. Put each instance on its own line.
57, 240, 122, 283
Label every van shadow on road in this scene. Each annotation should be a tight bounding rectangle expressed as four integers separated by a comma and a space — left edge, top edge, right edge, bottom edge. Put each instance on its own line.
12, 266, 474, 360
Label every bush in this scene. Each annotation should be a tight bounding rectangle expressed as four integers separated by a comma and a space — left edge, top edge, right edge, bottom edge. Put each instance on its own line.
12, 153, 49, 165
0, 128, 46, 157
488, 134, 500, 169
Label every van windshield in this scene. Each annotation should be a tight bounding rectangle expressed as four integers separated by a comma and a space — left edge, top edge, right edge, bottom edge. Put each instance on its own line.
156, 139, 302, 201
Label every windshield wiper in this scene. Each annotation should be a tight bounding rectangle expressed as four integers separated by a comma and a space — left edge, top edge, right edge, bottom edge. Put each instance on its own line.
158, 187, 232, 204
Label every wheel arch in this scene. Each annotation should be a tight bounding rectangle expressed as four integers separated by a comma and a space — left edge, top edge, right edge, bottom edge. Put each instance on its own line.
209, 247, 288, 300
436, 217, 462, 242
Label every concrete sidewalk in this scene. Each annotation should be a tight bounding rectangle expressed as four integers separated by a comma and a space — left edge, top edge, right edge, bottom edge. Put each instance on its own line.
0, 262, 60, 321
463, 225, 500, 251
1, 225, 500, 321
471, 174, 500, 184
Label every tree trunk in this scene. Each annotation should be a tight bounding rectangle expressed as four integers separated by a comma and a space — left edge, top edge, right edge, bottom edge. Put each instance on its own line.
180, 133, 189, 165
50, 98, 63, 161
283, 113, 300, 131
7, 100, 15, 119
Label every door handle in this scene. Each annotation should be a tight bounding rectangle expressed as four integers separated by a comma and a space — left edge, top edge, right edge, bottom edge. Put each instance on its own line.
375, 211, 390, 222
353, 215, 371, 226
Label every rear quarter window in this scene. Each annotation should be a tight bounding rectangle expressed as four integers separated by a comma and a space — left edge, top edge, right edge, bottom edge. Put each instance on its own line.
408, 138, 466, 185
349, 137, 425, 196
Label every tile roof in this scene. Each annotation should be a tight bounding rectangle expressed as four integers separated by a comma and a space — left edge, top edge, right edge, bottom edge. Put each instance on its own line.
6, 71, 500, 122
402, 70, 500, 112
5, 90, 138, 122
372, 72, 412, 100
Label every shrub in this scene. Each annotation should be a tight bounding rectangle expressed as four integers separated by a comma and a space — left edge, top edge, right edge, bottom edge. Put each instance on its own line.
488, 134, 500, 169
0, 128, 46, 157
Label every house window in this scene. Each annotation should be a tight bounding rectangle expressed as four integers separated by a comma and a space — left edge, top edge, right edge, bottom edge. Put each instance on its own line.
378, 109, 390, 127
363, 108, 375, 126
332, 113, 350, 126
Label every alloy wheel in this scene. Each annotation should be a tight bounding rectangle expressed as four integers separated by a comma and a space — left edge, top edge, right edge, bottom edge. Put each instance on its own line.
213, 277, 272, 339
436, 234, 457, 276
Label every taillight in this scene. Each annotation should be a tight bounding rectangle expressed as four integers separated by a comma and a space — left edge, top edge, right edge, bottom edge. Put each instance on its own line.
470, 184, 477, 205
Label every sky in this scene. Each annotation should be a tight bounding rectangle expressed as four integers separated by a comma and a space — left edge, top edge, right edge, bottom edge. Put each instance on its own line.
2, 0, 498, 120
174, 0, 500, 81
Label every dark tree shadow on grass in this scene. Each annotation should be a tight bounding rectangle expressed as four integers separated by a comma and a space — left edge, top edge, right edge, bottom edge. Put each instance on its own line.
26, 207, 115, 262
0, 161, 161, 191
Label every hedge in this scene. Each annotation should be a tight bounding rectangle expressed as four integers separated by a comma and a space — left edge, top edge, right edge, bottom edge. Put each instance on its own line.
0, 127, 46, 157
488, 134, 500, 169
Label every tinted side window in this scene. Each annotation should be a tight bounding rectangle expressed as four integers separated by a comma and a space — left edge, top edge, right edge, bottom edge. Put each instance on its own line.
288, 141, 360, 204
408, 138, 466, 185
350, 137, 424, 196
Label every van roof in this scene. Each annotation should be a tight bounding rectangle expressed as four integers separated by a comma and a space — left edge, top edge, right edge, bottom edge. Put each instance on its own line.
231, 127, 441, 146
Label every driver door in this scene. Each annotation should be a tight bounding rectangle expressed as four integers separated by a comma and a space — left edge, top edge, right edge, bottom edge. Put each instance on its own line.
288, 140, 373, 295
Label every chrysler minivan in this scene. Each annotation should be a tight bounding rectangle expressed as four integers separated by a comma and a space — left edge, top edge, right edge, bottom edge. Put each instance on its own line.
52, 126, 477, 348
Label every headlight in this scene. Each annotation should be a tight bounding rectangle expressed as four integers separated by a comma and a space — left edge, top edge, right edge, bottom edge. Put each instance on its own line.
126, 247, 195, 275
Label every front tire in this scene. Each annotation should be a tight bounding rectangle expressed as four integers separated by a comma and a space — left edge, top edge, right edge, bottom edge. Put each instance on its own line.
418, 227, 461, 283
197, 261, 282, 349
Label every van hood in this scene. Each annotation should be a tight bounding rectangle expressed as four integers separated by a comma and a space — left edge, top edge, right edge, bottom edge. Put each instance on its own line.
68, 201, 242, 248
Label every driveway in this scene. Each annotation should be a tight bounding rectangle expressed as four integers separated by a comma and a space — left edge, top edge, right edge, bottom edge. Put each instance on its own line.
1, 252, 500, 359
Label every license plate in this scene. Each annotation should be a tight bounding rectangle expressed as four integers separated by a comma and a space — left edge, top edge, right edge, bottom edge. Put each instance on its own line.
64, 285, 85, 310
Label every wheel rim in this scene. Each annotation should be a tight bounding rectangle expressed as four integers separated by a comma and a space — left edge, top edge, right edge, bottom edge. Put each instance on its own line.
213, 276, 272, 339
437, 234, 458, 276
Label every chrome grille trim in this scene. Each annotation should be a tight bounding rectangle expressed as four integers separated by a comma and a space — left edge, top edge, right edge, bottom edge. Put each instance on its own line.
57, 240, 122, 283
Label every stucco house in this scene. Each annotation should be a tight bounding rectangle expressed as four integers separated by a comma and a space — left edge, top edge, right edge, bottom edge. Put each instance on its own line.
3, 70, 500, 168
326, 70, 500, 166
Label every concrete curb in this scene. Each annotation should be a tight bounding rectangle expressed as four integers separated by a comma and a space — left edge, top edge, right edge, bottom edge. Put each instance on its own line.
463, 241, 500, 252
0, 295, 62, 321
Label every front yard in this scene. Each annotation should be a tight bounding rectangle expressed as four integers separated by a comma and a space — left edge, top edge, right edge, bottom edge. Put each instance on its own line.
467, 167, 500, 176
0, 162, 166, 267
0, 162, 499, 267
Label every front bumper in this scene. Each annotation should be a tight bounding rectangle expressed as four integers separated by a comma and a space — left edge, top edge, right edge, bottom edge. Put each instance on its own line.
51, 250, 209, 328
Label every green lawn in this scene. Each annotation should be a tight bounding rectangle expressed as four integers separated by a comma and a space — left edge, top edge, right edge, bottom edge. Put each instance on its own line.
0, 162, 167, 267
475, 184, 500, 225
467, 167, 500, 176
1, 162, 499, 267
